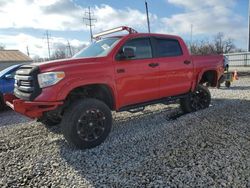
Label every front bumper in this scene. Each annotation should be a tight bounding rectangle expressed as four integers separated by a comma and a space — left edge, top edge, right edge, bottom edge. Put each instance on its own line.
4, 94, 63, 119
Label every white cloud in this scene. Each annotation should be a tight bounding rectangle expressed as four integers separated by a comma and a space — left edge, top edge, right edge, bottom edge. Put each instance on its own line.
167, 0, 236, 10
0, 0, 153, 32
162, 0, 247, 49
0, 0, 83, 30
0, 33, 85, 58
0, 0, 156, 57
92, 5, 157, 32
0, 0, 247, 56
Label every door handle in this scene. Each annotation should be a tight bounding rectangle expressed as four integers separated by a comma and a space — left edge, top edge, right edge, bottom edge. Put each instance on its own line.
117, 68, 125, 73
148, 63, 159, 68
184, 60, 191, 65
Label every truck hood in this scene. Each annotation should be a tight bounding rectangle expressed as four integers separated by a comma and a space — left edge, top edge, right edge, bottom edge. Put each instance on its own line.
31, 57, 101, 71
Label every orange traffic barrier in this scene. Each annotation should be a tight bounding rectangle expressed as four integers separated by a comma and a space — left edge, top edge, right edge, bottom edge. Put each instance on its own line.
233, 70, 239, 80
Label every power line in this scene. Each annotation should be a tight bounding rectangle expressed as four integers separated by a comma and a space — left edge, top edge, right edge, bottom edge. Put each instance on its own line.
248, 0, 250, 51
26, 46, 30, 57
190, 24, 193, 51
67, 40, 73, 57
83, 7, 97, 42
145, 1, 151, 33
45, 30, 52, 59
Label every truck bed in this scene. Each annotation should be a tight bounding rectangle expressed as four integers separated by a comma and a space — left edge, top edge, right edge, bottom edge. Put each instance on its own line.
192, 55, 224, 70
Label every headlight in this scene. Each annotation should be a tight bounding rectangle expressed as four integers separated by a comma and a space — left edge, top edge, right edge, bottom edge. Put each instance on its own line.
38, 72, 65, 88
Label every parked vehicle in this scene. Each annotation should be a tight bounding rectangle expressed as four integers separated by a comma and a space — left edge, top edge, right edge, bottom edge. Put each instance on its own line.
217, 55, 233, 88
0, 64, 22, 110
5, 26, 225, 149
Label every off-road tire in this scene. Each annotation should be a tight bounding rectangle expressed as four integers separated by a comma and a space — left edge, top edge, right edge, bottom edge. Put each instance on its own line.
61, 98, 112, 149
225, 81, 231, 88
216, 82, 221, 89
180, 84, 211, 113
38, 114, 61, 127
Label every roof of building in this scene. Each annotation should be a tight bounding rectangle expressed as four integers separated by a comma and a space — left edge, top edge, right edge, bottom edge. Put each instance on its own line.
0, 50, 32, 62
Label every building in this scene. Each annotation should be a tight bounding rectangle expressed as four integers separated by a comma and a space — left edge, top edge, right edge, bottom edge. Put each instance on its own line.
0, 50, 33, 70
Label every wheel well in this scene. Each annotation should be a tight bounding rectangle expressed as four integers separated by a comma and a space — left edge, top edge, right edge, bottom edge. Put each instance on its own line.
65, 84, 115, 110
199, 70, 218, 87
225, 64, 229, 71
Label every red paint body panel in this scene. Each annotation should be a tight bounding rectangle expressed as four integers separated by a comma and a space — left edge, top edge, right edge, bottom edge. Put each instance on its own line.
192, 55, 225, 88
157, 37, 194, 98
115, 57, 160, 107
4, 93, 63, 118
5, 32, 224, 118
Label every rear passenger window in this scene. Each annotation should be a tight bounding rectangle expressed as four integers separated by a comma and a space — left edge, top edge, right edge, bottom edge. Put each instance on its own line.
122, 38, 152, 59
155, 38, 183, 57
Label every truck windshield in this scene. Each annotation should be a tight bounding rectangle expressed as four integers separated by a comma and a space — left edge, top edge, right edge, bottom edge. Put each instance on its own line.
73, 37, 120, 58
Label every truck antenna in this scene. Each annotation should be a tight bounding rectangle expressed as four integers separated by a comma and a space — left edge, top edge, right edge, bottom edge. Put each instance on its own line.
145, 1, 151, 33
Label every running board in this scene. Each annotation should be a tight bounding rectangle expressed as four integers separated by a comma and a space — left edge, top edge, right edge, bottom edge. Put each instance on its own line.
128, 107, 145, 113
118, 93, 189, 113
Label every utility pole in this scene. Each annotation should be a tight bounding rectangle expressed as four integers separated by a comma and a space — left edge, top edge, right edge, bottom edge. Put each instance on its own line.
67, 40, 73, 57
190, 24, 193, 53
248, 0, 250, 51
26, 46, 30, 57
145, 0, 151, 33
83, 7, 97, 42
45, 30, 51, 59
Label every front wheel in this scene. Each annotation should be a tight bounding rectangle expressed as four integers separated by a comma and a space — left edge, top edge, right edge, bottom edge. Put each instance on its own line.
61, 98, 112, 149
180, 84, 211, 113
38, 114, 61, 127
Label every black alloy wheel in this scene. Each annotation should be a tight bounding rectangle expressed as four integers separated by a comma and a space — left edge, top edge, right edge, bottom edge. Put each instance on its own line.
180, 84, 211, 113
61, 98, 112, 149
76, 108, 106, 142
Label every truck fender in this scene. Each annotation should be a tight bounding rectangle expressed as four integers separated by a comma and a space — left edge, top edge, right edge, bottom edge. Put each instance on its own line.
192, 68, 218, 91
57, 79, 118, 109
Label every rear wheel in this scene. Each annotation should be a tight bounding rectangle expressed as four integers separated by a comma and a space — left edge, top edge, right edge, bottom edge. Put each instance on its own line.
61, 98, 112, 149
180, 84, 211, 113
216, 82, 221, 89
225, 81, 231, 88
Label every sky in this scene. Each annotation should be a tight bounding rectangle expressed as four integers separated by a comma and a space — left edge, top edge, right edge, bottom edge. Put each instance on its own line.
0, 0, 249, 58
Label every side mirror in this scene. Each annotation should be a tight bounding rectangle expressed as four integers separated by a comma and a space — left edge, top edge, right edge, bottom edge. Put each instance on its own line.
123, 47, 135, 59
117, 47, 136, 60
5, 74, 14, 79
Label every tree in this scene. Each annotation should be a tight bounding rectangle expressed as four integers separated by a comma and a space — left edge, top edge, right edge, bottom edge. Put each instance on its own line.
190, 39, 215, 55
190, 32, 236, 55
51, 43, 67, 60
0, 44, 5, 50
213, 32, 235, 54
50, 43, 87, 60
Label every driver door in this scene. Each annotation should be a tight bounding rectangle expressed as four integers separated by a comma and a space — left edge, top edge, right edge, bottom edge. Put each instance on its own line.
114, 37, 160, 108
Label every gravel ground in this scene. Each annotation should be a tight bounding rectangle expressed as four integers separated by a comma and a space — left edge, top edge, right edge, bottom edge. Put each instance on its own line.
0, 76, 250, 187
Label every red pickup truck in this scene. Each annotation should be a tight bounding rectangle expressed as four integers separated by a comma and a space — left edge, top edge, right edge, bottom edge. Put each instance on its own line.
5, 26, 225, 149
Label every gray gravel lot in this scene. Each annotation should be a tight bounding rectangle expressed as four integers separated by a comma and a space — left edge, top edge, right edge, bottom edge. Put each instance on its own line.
0, 76, 250, 187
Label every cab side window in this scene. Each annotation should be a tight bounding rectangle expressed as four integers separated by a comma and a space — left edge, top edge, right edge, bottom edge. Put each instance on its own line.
155, 38, 183, 57
119, 38, 152, 60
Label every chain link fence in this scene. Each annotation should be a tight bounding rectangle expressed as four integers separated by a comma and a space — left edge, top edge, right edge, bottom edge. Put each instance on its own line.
224, 52, 250, 67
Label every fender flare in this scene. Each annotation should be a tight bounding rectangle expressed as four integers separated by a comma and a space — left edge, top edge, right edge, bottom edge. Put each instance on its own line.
56, 80, 118, 109
192, 68, 218, 91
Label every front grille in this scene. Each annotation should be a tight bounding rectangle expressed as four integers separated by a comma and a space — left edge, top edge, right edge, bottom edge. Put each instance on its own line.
14, 65, 41, 101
